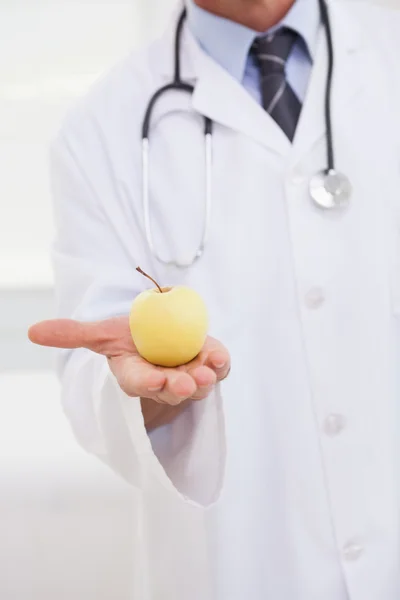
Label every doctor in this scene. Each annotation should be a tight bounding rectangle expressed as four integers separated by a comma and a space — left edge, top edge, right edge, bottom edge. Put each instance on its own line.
29, 0, 400, 598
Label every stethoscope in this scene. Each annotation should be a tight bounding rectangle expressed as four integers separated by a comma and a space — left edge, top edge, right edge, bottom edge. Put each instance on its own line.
141, 0, 352, 269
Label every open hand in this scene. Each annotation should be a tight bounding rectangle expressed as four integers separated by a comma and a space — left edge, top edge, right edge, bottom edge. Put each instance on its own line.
28, 317, 230, 406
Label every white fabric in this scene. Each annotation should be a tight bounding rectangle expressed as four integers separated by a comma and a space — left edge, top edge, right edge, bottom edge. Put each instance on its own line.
51, 1, 400, 598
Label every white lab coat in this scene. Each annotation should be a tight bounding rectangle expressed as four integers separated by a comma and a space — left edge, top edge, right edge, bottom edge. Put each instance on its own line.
51, 1, 400, 598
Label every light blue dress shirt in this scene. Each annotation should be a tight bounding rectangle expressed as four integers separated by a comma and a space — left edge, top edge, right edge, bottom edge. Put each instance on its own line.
185, 0, 320, 104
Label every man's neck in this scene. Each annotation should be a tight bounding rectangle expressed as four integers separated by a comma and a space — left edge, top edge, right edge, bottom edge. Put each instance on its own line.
193, 0, 296, 32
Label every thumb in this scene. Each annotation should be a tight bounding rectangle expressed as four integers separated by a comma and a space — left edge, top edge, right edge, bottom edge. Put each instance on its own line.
28, 317, 135, 356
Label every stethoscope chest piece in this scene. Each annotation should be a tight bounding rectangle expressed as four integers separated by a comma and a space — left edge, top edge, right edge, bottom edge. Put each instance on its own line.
309, 169, 352, 210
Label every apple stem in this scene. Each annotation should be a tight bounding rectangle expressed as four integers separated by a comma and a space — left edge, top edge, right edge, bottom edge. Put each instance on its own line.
136, 266, 163, 293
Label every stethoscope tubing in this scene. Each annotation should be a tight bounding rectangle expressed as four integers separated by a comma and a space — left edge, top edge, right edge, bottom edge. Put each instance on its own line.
140, 0, 346, 268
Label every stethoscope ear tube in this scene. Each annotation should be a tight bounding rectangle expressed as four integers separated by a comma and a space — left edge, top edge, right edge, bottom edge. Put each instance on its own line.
174, 8, 187, 84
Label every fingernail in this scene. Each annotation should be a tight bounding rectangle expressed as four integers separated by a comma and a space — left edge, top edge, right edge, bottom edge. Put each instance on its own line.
213, 361, 226, 369
148, 385, 163, 392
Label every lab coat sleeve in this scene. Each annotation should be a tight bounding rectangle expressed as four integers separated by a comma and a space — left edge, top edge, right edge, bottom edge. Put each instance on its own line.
50, 106, 226, 506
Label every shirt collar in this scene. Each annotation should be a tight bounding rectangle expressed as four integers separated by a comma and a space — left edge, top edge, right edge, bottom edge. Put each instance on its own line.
185, 0, 320, 82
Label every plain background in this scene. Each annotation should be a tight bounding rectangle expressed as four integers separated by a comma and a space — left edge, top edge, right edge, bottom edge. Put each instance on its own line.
0, 1, 398, 599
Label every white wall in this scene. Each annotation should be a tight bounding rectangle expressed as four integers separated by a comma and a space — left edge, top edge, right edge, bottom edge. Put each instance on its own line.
0, 373, 136, 600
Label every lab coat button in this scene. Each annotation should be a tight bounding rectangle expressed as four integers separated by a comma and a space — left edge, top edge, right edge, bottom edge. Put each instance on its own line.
342, 542, 364, 562
324, 414, 346, 436
305, 287, 325, 309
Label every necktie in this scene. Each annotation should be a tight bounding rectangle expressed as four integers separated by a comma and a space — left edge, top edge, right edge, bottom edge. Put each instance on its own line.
251, 28, 302, 141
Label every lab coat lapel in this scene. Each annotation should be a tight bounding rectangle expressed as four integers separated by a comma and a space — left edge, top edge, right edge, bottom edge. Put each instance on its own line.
158, 8, 290, 156
190, 47, 290, 156
291, 0, 365, 166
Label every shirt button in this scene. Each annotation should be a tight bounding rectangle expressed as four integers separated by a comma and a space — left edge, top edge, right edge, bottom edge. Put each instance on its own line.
342, 542, 364, 562
305, 287, 325, 309
324, 414, 346, 436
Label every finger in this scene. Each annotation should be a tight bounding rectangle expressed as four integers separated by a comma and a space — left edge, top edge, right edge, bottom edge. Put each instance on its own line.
206, 349, 231, 381
189, 365, 217, 389
28, 319, 85, 348
28, 317, 134, 356
187, 366, 216, 401
110, 356, 166, 398
157, 371, 197, 406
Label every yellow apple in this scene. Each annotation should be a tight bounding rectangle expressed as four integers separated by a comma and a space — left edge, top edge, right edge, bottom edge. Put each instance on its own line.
129, 285, 209, 367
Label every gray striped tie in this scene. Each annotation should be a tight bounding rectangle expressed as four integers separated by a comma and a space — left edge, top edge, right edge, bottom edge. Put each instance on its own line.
251, 28, 302, 141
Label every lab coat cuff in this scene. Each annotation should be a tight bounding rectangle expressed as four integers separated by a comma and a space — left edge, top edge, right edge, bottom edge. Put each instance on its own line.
94, 362, 226, 507
144, 385, 227, 508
